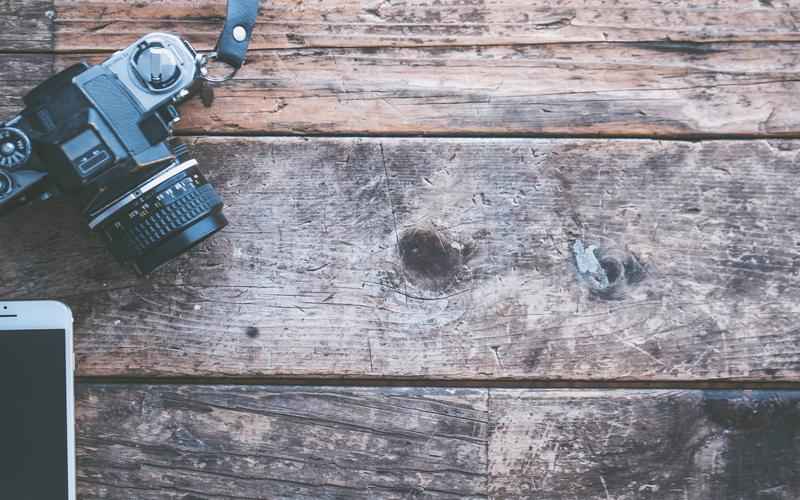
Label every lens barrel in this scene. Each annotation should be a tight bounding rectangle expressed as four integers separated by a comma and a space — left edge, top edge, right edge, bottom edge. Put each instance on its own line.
89, 159, 226, 274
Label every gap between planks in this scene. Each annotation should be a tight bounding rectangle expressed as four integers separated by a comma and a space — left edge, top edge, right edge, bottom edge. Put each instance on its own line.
8, 38, 800, 55
75, 376, 800, 390
170, 130, 800, 142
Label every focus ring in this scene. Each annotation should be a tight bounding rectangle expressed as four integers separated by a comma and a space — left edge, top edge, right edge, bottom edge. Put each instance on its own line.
124, 183, 221, 256
97, 163, 224, 264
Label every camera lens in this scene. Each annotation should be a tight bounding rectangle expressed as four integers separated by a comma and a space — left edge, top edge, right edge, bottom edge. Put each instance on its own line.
88, 159, 227, 274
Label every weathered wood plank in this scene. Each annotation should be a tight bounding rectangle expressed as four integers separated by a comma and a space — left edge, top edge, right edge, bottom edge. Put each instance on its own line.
2, 137, 799, 380
8, 1, 800, 136
76, 385, 488, 499
0, 0, 53, 52
56, 41, 800, 136
53, 0, 800, 51
490, 389, 800, 499
0, 53, 53, 118
76, 386, 800, 499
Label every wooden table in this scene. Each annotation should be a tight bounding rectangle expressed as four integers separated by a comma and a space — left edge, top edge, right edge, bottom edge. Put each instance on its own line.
3, 1, 800, 498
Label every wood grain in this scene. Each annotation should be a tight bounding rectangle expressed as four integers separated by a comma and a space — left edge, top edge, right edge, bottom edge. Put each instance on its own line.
2, 137, 799, 380
75, 386, 800, 499
0, 0, 52, 115
7, 0, 800, 136
4, 2, 799, 495
76, 385, 489, 499
0, 53, 53, 118
490, 389, 800, 499
53, 0, 800, 51
0, 0, 53, 52
55, 41, 800, 137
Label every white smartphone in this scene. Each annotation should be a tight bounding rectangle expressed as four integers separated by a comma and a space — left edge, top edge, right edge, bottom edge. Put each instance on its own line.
0, 300, 75, 500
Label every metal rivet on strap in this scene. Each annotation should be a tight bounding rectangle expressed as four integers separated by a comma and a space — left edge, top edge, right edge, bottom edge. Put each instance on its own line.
232, 25, 247, 42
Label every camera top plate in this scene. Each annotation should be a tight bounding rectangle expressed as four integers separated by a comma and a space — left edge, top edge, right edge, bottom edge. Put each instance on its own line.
105, 33, 200, 112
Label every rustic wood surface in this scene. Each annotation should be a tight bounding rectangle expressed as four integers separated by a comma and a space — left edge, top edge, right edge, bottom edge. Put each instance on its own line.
3, 137, 799, 380
75, 386, 800, 499
3, 1, 800, 499
52, 41, 800, 137
51, 0, 800, 50
0, 0, 52, 52
489, 389, 800, 499
35, 0, 800, 137
10, 2, 800, 136
0, 53, 53, 117
76, 385, 489, 499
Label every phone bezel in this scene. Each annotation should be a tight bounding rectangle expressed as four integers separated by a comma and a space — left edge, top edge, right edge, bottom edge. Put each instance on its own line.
0, 300, 75, 500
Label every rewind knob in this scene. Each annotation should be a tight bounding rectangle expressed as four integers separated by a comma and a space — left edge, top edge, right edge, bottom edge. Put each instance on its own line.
0, 127, 32, 169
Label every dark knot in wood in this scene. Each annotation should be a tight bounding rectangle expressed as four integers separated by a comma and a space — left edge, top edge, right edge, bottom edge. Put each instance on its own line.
399, 227, 475, 291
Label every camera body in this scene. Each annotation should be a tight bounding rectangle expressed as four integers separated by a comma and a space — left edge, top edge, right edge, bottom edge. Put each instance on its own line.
0, 33, 227, 274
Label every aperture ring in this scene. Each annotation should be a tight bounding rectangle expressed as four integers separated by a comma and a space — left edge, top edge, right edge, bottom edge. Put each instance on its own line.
87, 159, 198, 230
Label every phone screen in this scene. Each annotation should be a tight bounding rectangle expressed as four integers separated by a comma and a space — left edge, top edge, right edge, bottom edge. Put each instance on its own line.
0, 330, 69, 499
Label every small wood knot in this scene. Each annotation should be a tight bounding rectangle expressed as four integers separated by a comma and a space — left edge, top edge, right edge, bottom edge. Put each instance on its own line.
572, 239, 645, 299
399, 227, 475, 291
244, 326, 260, 338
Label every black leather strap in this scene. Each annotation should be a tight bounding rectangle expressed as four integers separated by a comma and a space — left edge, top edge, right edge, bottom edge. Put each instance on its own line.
215, 0, 260, 69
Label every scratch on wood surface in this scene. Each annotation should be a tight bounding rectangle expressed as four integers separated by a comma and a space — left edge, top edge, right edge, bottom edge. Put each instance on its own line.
613, 333, 667, 367
379, 142, 408, 303
367, 338, 375, 373
490, 345, 504, 370
600, 476, 611, 500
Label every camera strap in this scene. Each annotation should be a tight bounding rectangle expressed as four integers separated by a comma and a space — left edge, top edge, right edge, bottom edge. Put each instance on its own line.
195, 0, 260, 98
215, 0, 261, 69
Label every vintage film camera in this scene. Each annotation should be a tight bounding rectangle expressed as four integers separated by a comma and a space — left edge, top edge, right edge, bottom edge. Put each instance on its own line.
0, 1, 258, 274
